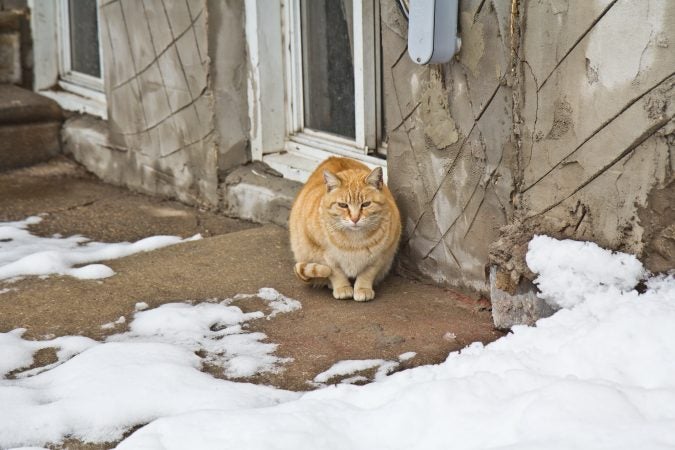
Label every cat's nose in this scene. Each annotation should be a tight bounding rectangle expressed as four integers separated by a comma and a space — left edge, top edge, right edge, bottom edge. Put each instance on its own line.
350, 215, 360, 224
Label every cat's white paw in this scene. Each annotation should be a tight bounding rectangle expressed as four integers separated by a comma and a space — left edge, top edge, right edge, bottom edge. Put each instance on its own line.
333, 286, 353, 300
353, 287, 375, 302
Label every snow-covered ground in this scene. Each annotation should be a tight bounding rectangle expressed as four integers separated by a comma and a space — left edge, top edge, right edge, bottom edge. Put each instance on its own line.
0, 216, 200, 281
1, 221, 674, 449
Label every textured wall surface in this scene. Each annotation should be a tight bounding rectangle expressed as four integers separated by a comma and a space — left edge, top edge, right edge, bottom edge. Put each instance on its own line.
387, 0, 673, 296
95, 0, 218, 206
207, 0, 250, 174
518, 0, 674, 261
385, 0, 516, 294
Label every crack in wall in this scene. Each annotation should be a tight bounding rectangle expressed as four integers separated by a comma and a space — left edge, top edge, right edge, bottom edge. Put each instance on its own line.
523, 71, 675, 193
536, 0, 619, 93
473, 0, 488, 23
529, 115, 673, 218
109, 7, 204, 91
118, 1, 150, 130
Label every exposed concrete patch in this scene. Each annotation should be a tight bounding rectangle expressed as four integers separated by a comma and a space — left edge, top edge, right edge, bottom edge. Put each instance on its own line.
585, 58, 599, 85
489, 266, 556, 330
418, 68, 459, 149
638, 179, 675, 273
207, 0, 250, 173
546, 97, 574, 139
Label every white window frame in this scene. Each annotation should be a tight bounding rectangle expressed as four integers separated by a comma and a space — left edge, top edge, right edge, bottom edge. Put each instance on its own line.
29, 0, 107, 119
56, 0, 105, 95
246, 0, 385, 183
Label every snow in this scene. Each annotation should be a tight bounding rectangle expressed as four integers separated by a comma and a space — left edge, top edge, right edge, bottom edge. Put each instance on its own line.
233, 287, 302, 318
0, 290, 301, 447
134, 301, 149, 311
398, 351, 416, 361
2, 235, 675, 449
314, 352, 418, 385
100, 315, 126, 330
314, 359, 386, 383
527, 234, 646, 308
0, 216, 201, 281
108, 298, 294, 378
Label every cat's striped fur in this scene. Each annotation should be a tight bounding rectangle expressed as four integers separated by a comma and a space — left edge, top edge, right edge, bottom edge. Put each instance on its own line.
289, 157, 401, 301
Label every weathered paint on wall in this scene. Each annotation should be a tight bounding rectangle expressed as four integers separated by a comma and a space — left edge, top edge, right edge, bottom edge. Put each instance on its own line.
386, 0, 673, 298
68, 0, 250, 207
384, 0, 516, 295
518, 0, 674, 259
207, 0, 250, 173
96, 0, 217, 206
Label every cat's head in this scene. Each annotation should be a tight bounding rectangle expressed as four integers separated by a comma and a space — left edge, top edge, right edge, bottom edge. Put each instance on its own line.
321, 167, 388, 232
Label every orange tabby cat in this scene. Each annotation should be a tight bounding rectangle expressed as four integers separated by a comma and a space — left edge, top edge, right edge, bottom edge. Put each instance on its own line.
289, 157, 401, 301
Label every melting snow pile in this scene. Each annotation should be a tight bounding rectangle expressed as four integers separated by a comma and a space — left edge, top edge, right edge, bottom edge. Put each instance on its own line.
0, 216, 200, 281
2, 236, 675, 449
0, 288, 301, 447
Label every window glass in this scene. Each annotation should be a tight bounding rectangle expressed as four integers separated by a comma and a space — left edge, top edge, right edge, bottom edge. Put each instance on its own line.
68, 0, 101, 78
301, 0, 355, 139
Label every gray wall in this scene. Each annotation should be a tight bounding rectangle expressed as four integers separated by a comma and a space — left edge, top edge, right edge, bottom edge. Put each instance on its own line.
68, 0, 250, 207
517, 0, 674, 271
207, 0, 250, 174
384, 0, 516, 294
385, 0, 674, 295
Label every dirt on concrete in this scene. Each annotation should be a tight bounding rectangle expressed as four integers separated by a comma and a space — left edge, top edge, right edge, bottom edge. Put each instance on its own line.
0, 157, 502, 394
0, 156, 258, 241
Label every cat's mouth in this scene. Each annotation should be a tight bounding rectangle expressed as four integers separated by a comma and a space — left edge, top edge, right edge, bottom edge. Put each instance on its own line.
344, 221, 363, 230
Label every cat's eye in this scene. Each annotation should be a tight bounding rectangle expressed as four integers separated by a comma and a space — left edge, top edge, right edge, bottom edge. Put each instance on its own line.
361, 202, 371, 208
337, 202, 348, 208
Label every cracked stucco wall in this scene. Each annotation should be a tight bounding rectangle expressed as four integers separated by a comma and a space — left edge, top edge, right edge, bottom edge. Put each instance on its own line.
517, 0, 674, 270
67, 0, 249, 207
384, 0, 516, 295
386, 0, 673, 296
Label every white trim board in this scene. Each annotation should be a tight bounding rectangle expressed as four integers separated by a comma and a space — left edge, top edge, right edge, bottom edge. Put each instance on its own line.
244, 0, 286, 160
29, 0, 59, 91
263, 149, 387, 184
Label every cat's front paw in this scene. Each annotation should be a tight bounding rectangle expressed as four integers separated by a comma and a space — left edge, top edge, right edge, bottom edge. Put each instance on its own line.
353, 287, 375, 302
332, 286, 354, 300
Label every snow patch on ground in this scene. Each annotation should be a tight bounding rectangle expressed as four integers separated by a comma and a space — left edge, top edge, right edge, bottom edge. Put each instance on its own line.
108, 296, 295, 378
398, 351, 416, 361
119, 237, 675, 449
100, 315, 126, 330
3, 236, 675, 449
0, 289, 301, 448
0, 216, 201, 281
233, 287, 302, 318
314, 352, 418, 385
134, 302, 149, 311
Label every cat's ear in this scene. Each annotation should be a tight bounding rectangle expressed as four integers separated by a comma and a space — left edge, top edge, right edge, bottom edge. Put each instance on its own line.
365, 167, 383, 190
323, 170, 341, 192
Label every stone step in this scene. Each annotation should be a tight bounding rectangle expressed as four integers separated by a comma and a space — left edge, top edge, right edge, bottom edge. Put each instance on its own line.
0, 84, 63, 171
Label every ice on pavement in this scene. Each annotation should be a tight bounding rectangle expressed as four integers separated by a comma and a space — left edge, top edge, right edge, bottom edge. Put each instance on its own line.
2, 236, 675, 449
0, 216, 201, 281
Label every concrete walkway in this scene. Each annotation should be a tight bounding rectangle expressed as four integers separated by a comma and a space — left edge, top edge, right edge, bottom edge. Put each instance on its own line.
0, 158, 502, 391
